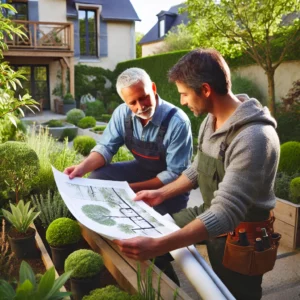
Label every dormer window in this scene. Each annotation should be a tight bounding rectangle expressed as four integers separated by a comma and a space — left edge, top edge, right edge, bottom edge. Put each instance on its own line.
159, 19, 165, 38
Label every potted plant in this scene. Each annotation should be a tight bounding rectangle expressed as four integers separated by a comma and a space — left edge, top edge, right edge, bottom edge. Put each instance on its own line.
46, 217, 81, 271
0, 141, 40, 203
65, 249, 104, 300
2, 200, 40, 258
0, 261, 72, 299
63, 93, 76, 114
40, 119, 78, 140
274, 141, 300, 249
82, 285, 135, 300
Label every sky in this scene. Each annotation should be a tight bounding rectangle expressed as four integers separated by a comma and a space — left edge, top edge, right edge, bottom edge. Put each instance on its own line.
130, 0, 184, 34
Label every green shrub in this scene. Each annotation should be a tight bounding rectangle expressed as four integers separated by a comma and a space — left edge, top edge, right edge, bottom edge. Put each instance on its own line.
92, 125, 106, 132
59, 128, 77, 142
106, 100, 120, 114
46, 217, 81, 247
276, 103, 300, 144
73, 136, 96, 156
78, 116, 96, 129
63, 93, 75, 104
0, 141, 40, 202
82, 285, 137, 300
86, 100, 105, 119
231, 74, 264, 103
26, 127, 84, 195
290, 177, 300, 204
31, 191, 73, 228
45, 119, 64, 127
66, 108, 85, 125
100, 114, 112, 123
65, 249, 104, 279
112, 146, 134, 163
0, 117, 27, 143
278, 141, 300, 175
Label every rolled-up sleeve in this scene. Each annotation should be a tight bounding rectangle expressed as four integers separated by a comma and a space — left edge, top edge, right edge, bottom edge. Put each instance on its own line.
91, 105, 126, 164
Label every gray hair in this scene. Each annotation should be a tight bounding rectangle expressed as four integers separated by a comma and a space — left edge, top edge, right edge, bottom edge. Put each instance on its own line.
116, 68, 152, 100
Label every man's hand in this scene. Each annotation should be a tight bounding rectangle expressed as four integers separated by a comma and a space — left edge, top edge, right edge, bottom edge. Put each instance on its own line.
133, 190, 165, 207
113, 236, 163, 261
64, 164, 85, 179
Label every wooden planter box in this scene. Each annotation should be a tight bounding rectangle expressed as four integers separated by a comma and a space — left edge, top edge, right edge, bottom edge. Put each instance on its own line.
80, 224, 193, 300
274, 198, 300, 249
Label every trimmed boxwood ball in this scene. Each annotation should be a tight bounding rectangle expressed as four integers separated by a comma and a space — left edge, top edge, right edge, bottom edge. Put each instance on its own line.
73, 136, 96, 156
290, 177, 300, 204
65, 249, 104, 279
66, 108, 85, 125
82, 285, 138, 300
278, 141, 300, 175
77, 116, 96, 129
46, 217, 81, 247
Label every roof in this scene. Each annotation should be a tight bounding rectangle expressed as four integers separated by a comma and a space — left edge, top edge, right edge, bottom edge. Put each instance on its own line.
67, 0, 140, 21
139, 3, 188, 45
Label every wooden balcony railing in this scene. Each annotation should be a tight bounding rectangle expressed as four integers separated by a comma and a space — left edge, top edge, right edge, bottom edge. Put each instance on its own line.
5, 20, 74, 51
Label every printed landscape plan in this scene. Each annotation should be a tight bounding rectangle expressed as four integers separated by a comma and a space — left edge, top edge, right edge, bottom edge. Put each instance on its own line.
52, 167, 177, 240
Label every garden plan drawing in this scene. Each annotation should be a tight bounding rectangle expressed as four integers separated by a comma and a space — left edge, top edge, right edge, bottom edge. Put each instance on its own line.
52, 167, 177, 240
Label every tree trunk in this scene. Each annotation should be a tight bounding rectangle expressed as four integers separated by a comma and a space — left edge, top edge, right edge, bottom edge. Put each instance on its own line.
266, 70, 276, 116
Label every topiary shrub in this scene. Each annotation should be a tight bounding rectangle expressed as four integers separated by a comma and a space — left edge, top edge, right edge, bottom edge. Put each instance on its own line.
66, 108, 85, 125
77, 116, 96, 129
45, 119, 64, 127
65, 249, 104, 279
73, 136, 96, 156
59, 128, 77, 142
46, 217, 81, 247
278, 141, 300, 175
82, 285, 137, 300
290, 177, 300, 204
0, 141, 39, 202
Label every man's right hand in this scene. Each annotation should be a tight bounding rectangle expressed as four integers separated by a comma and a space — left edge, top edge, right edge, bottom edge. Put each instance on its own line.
133, 190, 165, 207
64, 164, 85, 179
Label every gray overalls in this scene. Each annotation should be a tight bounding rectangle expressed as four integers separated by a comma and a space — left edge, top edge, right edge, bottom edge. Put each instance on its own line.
173, 119, 270, 300
90, 107, 189, 216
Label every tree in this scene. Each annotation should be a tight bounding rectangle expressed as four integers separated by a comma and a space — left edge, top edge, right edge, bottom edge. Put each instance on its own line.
158, 23, 194, 53
184, 0, 300, 116
0, 3, 37, 124
135, 32, 144, 58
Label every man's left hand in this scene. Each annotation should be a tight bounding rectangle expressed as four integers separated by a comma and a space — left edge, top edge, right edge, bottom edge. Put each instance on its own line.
113, 236, 163, 261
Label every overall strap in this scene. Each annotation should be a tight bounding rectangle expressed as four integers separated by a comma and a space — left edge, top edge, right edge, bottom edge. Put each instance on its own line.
156, 108, 177, 144
218, 122, 264, 162
124, 113, 134, 139
199, 116, 209, 151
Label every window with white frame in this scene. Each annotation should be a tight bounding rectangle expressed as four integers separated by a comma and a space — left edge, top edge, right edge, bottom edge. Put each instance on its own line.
159, 19, 165, 38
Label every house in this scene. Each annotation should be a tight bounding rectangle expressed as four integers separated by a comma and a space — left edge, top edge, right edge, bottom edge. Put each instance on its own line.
3, 0, 140, 112
139, 3, 188, 57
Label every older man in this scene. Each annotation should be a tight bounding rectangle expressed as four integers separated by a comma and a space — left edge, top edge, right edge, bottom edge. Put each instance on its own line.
64, 67, 193, 216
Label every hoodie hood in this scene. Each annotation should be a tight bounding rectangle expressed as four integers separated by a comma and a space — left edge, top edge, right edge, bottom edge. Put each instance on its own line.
210, 94, 277, 136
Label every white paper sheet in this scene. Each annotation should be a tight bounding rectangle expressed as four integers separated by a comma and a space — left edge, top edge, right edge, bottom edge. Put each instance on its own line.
52, 167, 177, 240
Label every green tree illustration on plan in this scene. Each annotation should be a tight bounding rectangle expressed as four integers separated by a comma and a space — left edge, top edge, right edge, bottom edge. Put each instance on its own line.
117, 224, 135, 234
82, 204, 116, 226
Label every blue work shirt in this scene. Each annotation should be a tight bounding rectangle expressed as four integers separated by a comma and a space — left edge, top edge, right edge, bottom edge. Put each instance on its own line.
91, 96, 193, 185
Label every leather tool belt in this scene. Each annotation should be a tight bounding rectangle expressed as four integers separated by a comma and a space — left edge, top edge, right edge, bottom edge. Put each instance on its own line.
222, 213, 281, 276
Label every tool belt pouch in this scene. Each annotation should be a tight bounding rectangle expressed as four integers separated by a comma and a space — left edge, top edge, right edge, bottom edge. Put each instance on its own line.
222, 234, 279, 276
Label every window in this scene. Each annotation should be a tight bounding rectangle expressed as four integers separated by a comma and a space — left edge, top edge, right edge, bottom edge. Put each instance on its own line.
7, 2, 28, 20
159, 19, 165, 38
79, 9, 97, 57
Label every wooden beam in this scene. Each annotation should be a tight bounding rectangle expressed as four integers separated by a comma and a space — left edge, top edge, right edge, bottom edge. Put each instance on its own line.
80, 224, 193, 300
60, 59, 67, 96
4, 50, 74, 57
69, 56, 75, 98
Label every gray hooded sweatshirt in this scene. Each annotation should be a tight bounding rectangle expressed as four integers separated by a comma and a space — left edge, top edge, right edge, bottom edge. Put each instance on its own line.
183, 95, 280, 238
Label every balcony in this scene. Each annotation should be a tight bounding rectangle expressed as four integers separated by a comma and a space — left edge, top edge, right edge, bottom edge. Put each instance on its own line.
4, 20, 74, 57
